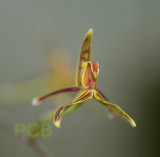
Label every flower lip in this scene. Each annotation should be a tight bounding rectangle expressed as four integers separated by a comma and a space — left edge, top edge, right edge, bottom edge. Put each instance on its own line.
81, 61, 99, 89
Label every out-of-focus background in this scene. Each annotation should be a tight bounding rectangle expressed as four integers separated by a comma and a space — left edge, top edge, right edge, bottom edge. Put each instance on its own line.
0, 0, 159, 157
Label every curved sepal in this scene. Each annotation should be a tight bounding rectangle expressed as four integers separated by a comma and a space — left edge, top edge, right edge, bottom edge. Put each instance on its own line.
94, 90, 136, 127
54, 90, 93, 128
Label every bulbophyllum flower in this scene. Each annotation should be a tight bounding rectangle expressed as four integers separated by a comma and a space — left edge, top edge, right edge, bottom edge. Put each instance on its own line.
32, 29, 136, 128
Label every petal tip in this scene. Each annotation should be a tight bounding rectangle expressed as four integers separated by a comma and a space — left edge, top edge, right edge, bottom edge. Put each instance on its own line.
87, 28, 93, 36
32, 97, 40, 106
54, 121, 61, 128
131, 121, 136, 128
89, 28, 93, 32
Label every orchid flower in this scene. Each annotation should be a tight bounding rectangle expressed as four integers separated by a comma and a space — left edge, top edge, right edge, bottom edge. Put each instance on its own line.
32, 29, 136, 128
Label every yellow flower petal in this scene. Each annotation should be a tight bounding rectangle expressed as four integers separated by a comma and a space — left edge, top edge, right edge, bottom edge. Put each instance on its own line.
76, 28, 93, 87
94, 90, 136, 127
54, 90, 93, 128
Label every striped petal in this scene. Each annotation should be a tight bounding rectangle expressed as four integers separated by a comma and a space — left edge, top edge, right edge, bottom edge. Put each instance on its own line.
54, 90, 93, 128
76, 28, 93, 87
94, 90, 136, 127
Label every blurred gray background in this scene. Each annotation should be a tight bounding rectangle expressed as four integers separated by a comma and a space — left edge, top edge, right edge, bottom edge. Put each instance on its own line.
0, 0, 160, 157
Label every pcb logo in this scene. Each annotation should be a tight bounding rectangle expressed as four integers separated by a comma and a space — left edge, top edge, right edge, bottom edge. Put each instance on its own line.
14, 123, 52, 138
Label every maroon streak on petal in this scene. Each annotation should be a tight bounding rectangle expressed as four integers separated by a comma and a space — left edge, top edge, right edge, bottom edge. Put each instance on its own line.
36, 87, 82, 102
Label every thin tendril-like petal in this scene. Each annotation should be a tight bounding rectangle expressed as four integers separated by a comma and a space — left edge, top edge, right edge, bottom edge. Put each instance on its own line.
94, 90, 136, 127
54, 90, 93, 128
32, 87, 82, 106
